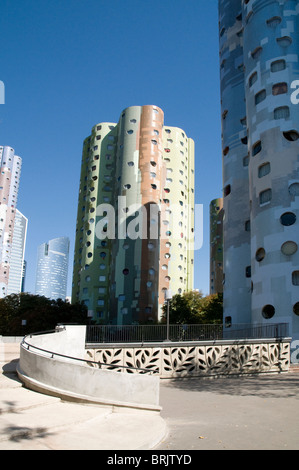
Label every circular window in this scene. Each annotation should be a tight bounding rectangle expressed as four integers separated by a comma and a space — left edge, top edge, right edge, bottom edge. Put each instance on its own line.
100, 252, 106, 258
256, 248, 265, 262
293, 303, 299, 316
123, 268, 129, 275
123, 243, 129, 250
262, 304, 275, 319
127, 130, 134, 134
280, 212, 296, 226
124, 184, 131, 190
281, 241, 298, 256
283, 130, 299, 142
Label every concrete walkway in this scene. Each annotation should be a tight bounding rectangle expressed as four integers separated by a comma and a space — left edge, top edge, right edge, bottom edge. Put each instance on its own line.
0, 342, 166, 450
157, 370, 299, 450
1, 341, 299, 450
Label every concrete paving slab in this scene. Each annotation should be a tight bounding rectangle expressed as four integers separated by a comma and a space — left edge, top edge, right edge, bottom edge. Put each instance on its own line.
156, 373, 299, 450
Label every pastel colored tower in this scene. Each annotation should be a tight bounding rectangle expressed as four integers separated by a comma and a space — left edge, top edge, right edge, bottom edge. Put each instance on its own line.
35, 237, 70, 300
7, 209, 28, 295
219, 0, 299, 340
0, 146, 22, 298
72, 105, 195, 325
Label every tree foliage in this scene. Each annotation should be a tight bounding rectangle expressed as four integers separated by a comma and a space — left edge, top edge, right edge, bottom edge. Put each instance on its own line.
161, 291, 223, 325
0, 293, 88, 336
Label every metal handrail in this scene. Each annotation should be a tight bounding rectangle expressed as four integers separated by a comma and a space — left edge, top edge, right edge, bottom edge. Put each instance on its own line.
86, 322, 289, 344
21, 329, 158, 375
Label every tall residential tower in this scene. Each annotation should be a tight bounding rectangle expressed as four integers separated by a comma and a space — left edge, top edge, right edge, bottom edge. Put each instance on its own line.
72, 105, 195, 325
0, 146, 22, 297
219, 0, 299, 340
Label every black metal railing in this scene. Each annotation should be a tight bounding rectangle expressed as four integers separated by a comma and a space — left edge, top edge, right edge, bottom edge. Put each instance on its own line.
86, 322, 289, 344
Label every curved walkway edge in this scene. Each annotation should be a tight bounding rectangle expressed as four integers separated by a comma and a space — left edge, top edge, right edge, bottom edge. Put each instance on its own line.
0, 342, 167, 450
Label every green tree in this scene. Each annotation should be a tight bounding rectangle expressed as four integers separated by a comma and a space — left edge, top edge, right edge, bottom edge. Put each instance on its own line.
199, 293, 223, 324
0, 293, 88, 336
161, 291, 223, 325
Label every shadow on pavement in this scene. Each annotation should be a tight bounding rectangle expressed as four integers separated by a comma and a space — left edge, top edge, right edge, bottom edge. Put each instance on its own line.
161, 372, 299, 399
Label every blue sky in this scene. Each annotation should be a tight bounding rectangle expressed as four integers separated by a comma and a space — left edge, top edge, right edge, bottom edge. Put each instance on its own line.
0, 0, 222, 297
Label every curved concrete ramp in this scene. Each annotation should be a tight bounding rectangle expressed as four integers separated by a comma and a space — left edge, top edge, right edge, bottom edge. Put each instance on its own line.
0, 342, 167, 450
17, 326, 160, 411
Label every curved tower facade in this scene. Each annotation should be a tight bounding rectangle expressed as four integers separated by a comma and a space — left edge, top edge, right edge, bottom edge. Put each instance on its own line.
219, 0, 299, 341
72, 105, 195, 325
219, 0, 252, 325
243, 0, 299, 335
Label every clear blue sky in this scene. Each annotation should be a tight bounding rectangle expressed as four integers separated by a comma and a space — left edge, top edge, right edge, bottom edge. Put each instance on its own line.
0, 0, 222, 297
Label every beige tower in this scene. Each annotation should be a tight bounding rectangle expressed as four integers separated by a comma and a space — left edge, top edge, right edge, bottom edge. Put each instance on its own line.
72, 105, 195, 324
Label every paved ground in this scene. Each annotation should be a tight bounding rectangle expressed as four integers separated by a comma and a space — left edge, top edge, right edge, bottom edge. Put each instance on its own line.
1, 341, 299, 451
0, 342, 166, 450
157, 372, 299, 450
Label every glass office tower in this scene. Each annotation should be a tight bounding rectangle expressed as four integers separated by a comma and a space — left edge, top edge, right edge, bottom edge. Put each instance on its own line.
35, 237, 70, 300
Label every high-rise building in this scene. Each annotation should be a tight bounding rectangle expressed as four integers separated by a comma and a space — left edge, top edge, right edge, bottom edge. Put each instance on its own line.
0, 146, 22, 298
210, 198, 223, 295
35, 237, 70, 300
219, 0, 299, 340
72, 105, 195, 325
7, 209, 28, 295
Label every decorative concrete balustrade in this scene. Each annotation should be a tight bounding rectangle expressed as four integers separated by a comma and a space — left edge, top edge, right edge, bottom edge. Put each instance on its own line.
85, 338, 291, 378
16, 324, 291, 414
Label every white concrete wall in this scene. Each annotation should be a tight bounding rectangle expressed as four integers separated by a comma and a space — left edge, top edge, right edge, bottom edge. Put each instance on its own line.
17, 326, 160, 411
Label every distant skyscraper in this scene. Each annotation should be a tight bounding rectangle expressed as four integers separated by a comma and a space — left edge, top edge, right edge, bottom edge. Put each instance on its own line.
35, 237, 70, 300
7, 209, 28, 295
210, 198, 223, 295
219, 0, 299, 340
72, 105, 195, 324
0, 146, 22, 298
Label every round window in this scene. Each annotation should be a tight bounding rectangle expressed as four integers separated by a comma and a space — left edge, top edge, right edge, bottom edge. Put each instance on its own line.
281, 241, 298, 256
255, 248, 265, 262
293, 303, 299, 316
262, 304, 275, 319
280, 212, 296, 226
